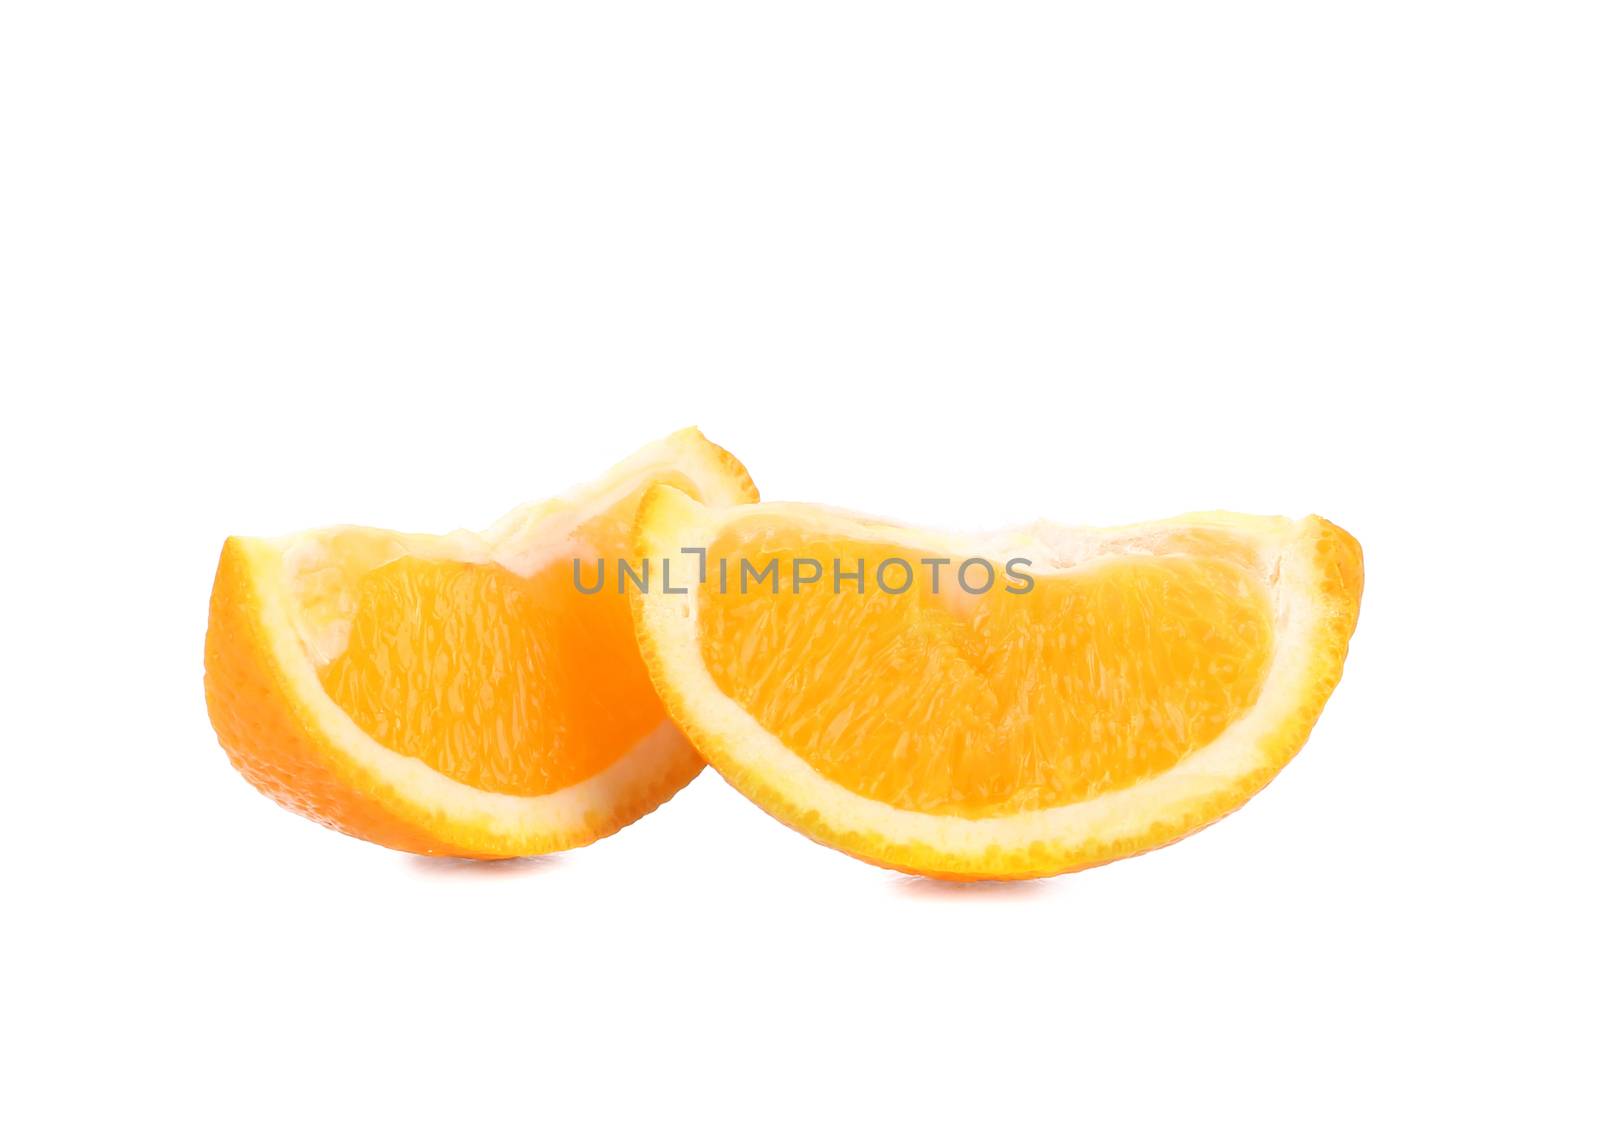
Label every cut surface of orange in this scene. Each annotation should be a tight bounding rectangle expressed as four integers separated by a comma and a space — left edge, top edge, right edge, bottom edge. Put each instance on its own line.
205, 429, 757, 857
633, 489, 1362, 879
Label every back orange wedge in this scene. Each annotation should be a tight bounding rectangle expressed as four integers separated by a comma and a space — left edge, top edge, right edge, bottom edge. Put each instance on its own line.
632, 490, 1362, 880
204, 429, 757, 856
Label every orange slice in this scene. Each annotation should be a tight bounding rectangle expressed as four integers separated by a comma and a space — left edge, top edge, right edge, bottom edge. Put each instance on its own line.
633, 489, 1362, 879
204, 429, 757, 857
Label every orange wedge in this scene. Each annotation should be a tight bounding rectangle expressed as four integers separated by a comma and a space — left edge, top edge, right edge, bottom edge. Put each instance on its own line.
633, 489, 1362, 879
204, 429, 757, 857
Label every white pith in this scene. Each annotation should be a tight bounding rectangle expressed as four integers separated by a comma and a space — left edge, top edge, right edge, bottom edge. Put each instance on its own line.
240, 429, 748, 845
636, 490, 1337, 863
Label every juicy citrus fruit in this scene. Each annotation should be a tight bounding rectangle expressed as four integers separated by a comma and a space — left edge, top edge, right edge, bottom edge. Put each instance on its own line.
204, 429, 757, 857
633, 489, 1362, 879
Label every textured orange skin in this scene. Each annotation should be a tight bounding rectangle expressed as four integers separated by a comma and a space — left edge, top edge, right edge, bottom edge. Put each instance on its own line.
205, 538, 478, 855
204, 430, 759, 857
635, 507, 1363, 881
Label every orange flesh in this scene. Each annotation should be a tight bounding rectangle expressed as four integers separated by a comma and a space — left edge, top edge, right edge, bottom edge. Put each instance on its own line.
698, 525, 1276, 817
317, 490, 670, 797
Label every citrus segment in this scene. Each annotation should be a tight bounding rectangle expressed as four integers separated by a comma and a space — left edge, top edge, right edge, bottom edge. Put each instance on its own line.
634, 491, 1362, 879
204, 429, 757, 856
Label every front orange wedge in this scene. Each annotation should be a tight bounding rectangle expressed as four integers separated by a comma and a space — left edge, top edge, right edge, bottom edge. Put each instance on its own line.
632, 489, 1362, 879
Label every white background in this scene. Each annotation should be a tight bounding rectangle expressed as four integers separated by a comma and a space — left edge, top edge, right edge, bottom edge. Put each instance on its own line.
4, 3, 1596, 1138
